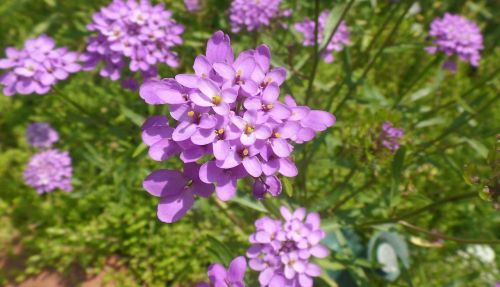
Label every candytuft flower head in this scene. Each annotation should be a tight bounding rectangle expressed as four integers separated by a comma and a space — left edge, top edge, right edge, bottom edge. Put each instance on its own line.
294, 10, 350, 63
140, 31, 335, 223
82, 0, 184, 89
0, 35, 81, 96
197, 256, 247, 287
24, 149, 73, 194
26, 122, 59, 148
184, 0, 201, 12
247, 206, 329, 287
379, 121, 404, 151
228, 0, 290, 33
425, 13, 483, 73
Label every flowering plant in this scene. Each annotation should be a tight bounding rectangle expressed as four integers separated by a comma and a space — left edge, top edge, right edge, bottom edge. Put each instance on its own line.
140, 31, 335, 223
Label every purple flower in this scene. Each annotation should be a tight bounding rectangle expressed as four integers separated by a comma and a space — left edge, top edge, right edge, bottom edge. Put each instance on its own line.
23, 149, 73, 194
379, 121, 404, 151
83, 0, 184, 88
247, 206, 328, 287
294, 10, 350, 63
228, 0, 290, 33
143, 162, 214, 223
0, 35, 81, 96
197, 256, 247, 287
426, 13, 483, 72
140, 31, 335, 223
26, 122, 59, 148
184, 0, 201, 12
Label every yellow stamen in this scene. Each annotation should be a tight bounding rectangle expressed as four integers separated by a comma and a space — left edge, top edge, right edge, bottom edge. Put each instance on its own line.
274, 132, 281, 138
236, 69, 242, 77
264, 77, 273, 84
187, 111, 195, 117
212, 95, 222, 105
216, 128, 224, 134
245, 124, 254, 134
242, 148, 249, 156
266, 103, 273, 110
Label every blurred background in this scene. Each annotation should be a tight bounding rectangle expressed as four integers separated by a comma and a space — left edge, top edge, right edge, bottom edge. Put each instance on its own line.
0, 0, 498, 286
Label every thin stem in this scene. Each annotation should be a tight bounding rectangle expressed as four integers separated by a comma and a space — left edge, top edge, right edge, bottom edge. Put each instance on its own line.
361, 191, 477, 226
393, 57, 441, 108
304, 0, 320, 106
330, 174, 375, 213
213, 199, 246, 237
317, 0, 356, 57
399, 220, 500, 244
333, 0, 415, 114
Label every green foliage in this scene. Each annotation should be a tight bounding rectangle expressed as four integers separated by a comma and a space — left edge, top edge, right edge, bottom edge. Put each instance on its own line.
0, 0, 499, 286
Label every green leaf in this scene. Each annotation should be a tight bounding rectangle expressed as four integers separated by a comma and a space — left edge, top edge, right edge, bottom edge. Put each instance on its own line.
367, 231, 410, 282
206, 235, 233, 265
391, 147, 406, 182
282, 177, 293, 197
231, 194, 268, 213
319, 4, 346, 51
121, 106, 144, 126
132, 143, 147, 158
465, 139, 489, 159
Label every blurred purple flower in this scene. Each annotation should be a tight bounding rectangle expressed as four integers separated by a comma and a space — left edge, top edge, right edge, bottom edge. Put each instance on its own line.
23, 149, 73, 194
140, 31, 335, 223
197, 256, 247, 287
294, 10, 350, 63
228, 0, 290, 33
247, 206, 328, 287
184, 0, 201, 12
426, 13, 483, 72
83, 0, 184, 88
0, 35, 81, 96
380, 121, 404, 151
26, 122, 59, 148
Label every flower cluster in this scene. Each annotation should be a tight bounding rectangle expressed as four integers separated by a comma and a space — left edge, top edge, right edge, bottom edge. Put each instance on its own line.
228, 0, 291, 33
24, 149, 73, 194
0, 35, 81, 96
140, 31, 335, 223
247, 206, 329, 287
197, 256, 247, 287
379, 121, 404, 151
26, 122, 59, 148
426, 13, 483, 72
184, 0, 201, 13
82, 0, 184, 89
294, 10, 350, 63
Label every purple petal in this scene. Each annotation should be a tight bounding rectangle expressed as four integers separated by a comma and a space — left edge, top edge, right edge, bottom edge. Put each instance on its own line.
143, 169, 185, 197
149, 139, 181, 161
190, 91, 213, 107
213, 102, 230, 115
157, 191, 194, 223
271, 138, 291, 158
267, 68, 287, 85
198, 78, 220, 98
213, 62, 235, 80
262, 83, 280, 103
242, 157, 262, 177
193, 55, 212, 76
215, 177, 237, 201
268, 103, 292, 120
255, 44, 271, 72
199, 161, 225, 184
206, 31, 234, 64
216, 150, 241, 169
240, 132, 256, 146
227, 256, 247, 283
172, 121, 197, 141
180, 146, 205, 162
298, 274, 313, 287
301, 110, 336, 131
191, 128, 217, 145
175, 74, 199, 89
244, 97, 263, 110
207, 263, 227, 283
254, 125, 272, 140
310, 245, 329, 258
213, 140, 230, 160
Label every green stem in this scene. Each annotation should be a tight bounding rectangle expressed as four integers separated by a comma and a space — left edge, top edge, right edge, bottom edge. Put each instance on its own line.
304, 0, 321, 106
399, 220, 500, 244
360, 191, 477, 226
333, 0, 415, 114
